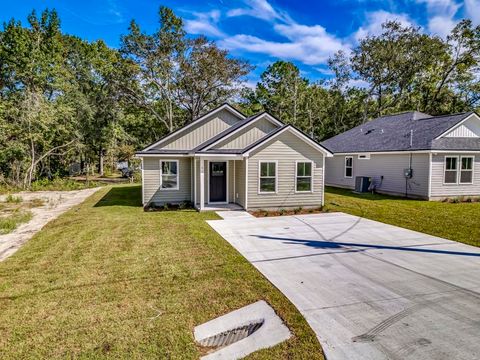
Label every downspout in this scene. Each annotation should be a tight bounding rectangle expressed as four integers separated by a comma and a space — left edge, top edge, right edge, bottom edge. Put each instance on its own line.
406, 130, 413, 198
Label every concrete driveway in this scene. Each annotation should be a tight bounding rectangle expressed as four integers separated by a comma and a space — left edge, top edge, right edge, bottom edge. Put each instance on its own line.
207, 212, 480, 360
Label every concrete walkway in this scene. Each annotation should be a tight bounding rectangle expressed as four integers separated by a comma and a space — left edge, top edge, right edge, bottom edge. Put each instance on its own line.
0, 188, 100, 261
208, 212, 480, 360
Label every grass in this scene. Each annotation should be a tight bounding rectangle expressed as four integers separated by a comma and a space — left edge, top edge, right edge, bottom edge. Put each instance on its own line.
0, 177, 103, 195
324, 186, 480, 247
5, 194, 23, 204
0, 185, 324, 359
0, 210, 33, 234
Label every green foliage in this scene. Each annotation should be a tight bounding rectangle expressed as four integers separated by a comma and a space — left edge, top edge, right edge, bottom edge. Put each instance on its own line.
0, 210, 32, 234
240, 20, 480, 141
5, 195, 22, 204
0, 7, 251, 188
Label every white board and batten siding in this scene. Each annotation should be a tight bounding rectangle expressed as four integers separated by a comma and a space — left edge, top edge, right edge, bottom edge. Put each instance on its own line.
444, 116, 480, 138
430, 154, 480, 198
325, 153, 430, 198
157, 109, 242, 150
213, 117, 278, 150
246, 131, 324, 209
143, 157, 192, 205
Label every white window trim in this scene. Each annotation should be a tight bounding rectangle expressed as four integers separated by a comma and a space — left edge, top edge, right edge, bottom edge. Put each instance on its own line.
344, 156, 353, 178
443, 155, 459, 185
459, 155, 474, 185
295, 160, 314, 193
159, 159, 179, 191
258, 160, 278, 194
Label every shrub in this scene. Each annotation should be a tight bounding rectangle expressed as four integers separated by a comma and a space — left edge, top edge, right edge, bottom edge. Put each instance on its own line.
178, 200, 193, 210
5, 194, 22, 204
0, 210, 32, 234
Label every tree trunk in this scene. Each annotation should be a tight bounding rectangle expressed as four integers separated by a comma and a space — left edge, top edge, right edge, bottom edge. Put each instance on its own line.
99, 148, 104, 176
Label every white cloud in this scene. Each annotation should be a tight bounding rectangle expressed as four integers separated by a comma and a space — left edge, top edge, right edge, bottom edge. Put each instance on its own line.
354, 10, 416, 41
415, 0, 460, 37
184, 10, 225, 37
428, 15, 458, 37
227, 0, 293, 23
464, 0, 480, 24
220, 22, 348, 65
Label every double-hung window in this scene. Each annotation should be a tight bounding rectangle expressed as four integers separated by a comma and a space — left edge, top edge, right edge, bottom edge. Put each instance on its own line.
296, 161, 313, 192
444, 156, 474, 184
345, 156, 353, 178
444, 156, 458, 184
460, 156, 474, 184
160, 160, 179, 190
259, 161, 277, 193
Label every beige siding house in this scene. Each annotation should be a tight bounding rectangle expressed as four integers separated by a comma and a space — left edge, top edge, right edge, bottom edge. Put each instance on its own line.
136, 104, 332, 210
322, 111, 480, 200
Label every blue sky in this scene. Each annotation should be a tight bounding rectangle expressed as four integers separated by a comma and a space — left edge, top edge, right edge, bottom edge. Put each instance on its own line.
0, 0, 479, 85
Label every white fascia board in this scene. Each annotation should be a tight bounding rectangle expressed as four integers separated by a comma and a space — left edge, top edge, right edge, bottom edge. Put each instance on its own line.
243, 126, 333, 157
142, 104, 246, 151
194, 154, 243, 160
332, 149, 480, 155
434, 113, 479, 140
201, 113, 283, 151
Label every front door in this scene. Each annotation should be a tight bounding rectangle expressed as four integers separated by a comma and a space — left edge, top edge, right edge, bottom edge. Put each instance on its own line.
209, 162, 227, 203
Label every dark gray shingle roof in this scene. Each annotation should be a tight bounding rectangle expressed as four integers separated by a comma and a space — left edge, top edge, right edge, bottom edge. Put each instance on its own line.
321, 111, 477, 153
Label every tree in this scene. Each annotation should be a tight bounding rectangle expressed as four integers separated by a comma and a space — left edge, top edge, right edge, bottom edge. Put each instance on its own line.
120, 6, 185, 133
176, 36, 252, 121
0, 9, 79, 188
255, 61, 309, 126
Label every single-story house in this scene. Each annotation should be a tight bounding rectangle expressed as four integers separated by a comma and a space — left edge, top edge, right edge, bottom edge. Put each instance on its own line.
321, 111, 480, 200
136, 104, 333, 210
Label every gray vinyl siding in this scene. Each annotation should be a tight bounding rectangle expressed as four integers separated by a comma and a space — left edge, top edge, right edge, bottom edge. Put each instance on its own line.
155, 109, 241, 150
235, 160, 246, 207
213, 117, 278, 150
143, 157, 191, 205
430, 154, 480, 198
325, 153, 429, 198
247, 131, 324, 209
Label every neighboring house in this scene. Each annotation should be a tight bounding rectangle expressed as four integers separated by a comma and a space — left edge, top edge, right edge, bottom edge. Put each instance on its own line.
322, 111, 480, 200
136, 104, 332, 210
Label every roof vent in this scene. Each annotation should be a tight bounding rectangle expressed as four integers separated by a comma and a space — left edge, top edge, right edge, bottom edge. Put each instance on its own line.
365, 129, 375, 135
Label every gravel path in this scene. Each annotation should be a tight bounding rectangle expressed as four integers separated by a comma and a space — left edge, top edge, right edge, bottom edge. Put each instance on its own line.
0, 188, 100, 261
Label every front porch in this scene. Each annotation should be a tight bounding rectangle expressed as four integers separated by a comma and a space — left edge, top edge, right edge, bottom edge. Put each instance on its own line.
192, 156, 246, 211
197, 203, 244, 211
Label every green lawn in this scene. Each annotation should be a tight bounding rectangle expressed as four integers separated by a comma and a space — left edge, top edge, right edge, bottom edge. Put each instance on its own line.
0, 185, 324, 359
324, 187, 480, 247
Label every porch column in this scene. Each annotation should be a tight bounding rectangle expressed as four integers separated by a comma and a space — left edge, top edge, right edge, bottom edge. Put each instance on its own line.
199, 157, 205, 210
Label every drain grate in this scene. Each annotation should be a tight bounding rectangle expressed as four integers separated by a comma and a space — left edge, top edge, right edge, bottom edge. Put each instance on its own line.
197, 319, 264, 348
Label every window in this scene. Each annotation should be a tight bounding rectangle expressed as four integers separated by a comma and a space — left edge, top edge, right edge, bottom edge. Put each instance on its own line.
296, 161, 313, 192
160, 160, 179, 190
444, 156, 458, 184
345, 156, 353, 178
259, 161, 277, 193
460, 156, 474, 184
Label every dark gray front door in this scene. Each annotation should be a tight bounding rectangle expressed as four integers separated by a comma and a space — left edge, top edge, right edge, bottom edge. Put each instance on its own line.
209, 162, 227, 203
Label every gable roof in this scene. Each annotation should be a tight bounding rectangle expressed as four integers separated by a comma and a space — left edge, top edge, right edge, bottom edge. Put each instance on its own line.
242, 124, 333, 157
141, 103, 246, 152
321, 111, 479, 153
192, 112, 282, 152
136, 103, 332, 157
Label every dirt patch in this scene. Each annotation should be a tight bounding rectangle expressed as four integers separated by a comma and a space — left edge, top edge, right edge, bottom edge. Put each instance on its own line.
0, 188, 100, 261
